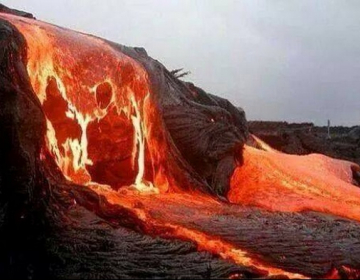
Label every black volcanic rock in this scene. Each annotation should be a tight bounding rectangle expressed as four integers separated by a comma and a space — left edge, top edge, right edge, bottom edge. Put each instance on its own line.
249, 121, 360, 165
107, 42, 249, 197
1, 4, 360, 280
0, 4, 249, 279
0, 4, 34, 19
349, 126, 360, 142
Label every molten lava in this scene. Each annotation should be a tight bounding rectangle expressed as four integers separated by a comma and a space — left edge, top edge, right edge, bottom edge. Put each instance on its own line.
229, 144, 360, 222
2, 12, 360, 279
1, 12, 164, 192
130, 94, 157, 193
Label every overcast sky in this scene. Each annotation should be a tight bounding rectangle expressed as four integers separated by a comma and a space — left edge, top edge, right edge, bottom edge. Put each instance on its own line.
3, 0, 360, 126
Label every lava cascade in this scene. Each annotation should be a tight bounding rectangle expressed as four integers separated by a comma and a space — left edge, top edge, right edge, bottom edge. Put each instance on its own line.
2, 12, 360, 279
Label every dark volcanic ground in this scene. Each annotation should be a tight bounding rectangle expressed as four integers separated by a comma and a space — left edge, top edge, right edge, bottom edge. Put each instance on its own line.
249, 121, 360, 165
2, 4, 360, 279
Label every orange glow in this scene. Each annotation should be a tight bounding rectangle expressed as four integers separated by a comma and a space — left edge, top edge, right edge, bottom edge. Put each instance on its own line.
0, 12, 166, 190
90, 185, 308, 279
324, 266, 360, 279
2, 12, 360, 278
229, 145, 360, 222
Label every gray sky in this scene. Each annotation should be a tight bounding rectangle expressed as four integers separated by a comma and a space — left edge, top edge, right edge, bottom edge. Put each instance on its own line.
4, 0, 360, 126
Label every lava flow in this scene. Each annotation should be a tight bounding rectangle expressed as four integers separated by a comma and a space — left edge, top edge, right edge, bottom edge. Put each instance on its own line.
229, 141, 360, 222
1, 12, 170, 192
2, 11, 360, 279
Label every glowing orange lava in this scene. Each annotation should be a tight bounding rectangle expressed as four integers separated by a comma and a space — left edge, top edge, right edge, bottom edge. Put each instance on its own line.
229, 144, 360, 222
2, 12, 360, 279
0, 12, 167, 191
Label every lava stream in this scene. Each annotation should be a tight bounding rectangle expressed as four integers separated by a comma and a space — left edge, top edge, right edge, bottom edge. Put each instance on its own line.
130, 94, 158, 193
229, 145, 360, 222
2, 12, 360, 279
89, 184, 307, 279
